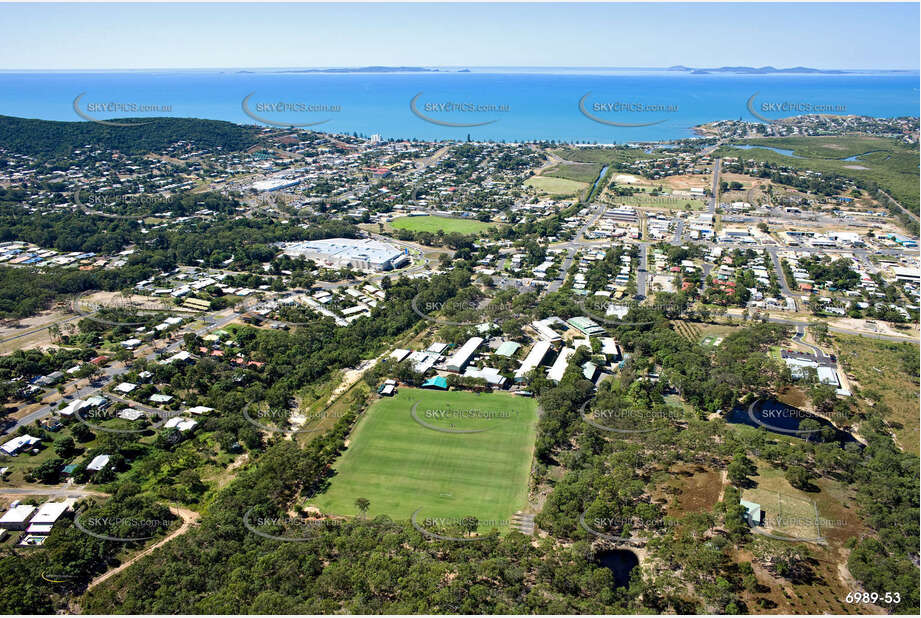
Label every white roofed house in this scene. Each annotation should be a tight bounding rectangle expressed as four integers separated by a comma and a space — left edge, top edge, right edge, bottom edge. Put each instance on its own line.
86, 454, 111, 472
186, 406, 214, 415
463, 366, 507, 387
28, 500, 75, 532
60, 398, 91, 417
1, 435, 41, 456
0, 504, 36, 530
164, 417, 198, 432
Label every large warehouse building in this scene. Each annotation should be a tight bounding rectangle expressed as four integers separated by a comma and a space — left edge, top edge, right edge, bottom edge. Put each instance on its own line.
282, 238, 409, 272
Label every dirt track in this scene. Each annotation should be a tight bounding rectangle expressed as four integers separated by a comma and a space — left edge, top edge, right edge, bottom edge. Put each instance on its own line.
85, 506, 200, 592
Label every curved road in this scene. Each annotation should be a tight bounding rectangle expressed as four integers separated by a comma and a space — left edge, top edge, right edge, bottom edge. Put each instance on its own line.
85, 505, 200, 592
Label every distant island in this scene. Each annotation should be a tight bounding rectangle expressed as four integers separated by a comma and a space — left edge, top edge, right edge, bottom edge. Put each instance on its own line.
667, 65, 846, 75
272, 66, 466, 74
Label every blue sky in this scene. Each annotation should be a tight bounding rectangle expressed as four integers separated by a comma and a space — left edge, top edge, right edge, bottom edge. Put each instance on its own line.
1, 2, 918, 70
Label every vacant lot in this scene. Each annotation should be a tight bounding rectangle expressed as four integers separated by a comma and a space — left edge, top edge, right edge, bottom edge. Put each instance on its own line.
550, 147, 657, 167
525, 175, 588, 196
543, 162, 602, 184
715, 136, 919, 217
605, 193, 704, 210
309, 388, 539, 530
832, 334, 920, 454
661, 464, 724, 518
390, 215, 494, 235
736, 459, 876, 614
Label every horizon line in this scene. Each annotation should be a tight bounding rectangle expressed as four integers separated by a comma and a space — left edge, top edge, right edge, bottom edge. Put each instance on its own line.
0, 65, 919, 72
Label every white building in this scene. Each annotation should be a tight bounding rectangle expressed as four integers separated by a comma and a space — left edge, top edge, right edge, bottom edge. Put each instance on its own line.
445, 337, 484, 373
547, 347, 575, 382
282, 238, 408, 272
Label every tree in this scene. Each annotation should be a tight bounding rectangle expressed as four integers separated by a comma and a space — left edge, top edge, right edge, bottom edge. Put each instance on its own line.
461, 515, 479, 537
784, 465, 815, 491
53, 436, 75, 458
727, 450, 756, 487
354, 497, 370, 518
71, 422, 95, 443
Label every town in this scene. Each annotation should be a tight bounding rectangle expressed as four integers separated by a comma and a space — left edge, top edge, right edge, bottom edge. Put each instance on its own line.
0, 110, 918, 614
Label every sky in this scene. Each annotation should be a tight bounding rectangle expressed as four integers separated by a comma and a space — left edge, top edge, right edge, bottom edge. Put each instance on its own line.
0, 2, 918, 71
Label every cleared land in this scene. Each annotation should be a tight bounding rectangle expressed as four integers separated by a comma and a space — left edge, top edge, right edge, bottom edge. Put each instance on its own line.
525, 175, 588, 196
309, 388, 539, 530
605, 193, 704, 210
542, 162, 602, 184
390, 215, 494, 235
549, 147, 658, 166
832, 334, 920, 454
714, 136, 919, 217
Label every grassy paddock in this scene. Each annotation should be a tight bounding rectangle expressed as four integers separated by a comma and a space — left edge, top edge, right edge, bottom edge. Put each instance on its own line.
390, 215, 494, 235
543, 162, 602, 183
832, 333, 919, 454
309, 388, 539, 530
525, 175, 588, 196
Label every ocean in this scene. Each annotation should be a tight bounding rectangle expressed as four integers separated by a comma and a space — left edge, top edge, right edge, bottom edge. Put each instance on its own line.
0, 69, 917, 142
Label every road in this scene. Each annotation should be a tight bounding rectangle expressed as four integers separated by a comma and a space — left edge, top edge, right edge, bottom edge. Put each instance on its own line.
767, 246, 798, 311
85, 505, 200, 592
701, 262, 714, 292
636, 243, 649, 298
0, 315, 83, 346
708, 157, 721, 214
414, 145, 451, 171
0, 486, 108, 498
670, 218, 685, 246
792, 325, 830, 359
765, 316, 916, 343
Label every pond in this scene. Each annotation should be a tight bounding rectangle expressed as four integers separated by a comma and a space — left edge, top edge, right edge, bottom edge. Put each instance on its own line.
727, 399, 859, 445
596, 549, 640, 588
729, 144, 802, 158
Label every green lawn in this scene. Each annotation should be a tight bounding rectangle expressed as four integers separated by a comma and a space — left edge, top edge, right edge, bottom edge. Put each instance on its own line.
309, 388, 539, 530
390, 215, 494, 235
525, 175, 588, 196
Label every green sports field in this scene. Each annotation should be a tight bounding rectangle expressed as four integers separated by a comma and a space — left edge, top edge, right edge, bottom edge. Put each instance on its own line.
390, 215, 494, 234
309, 388, 539, 529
